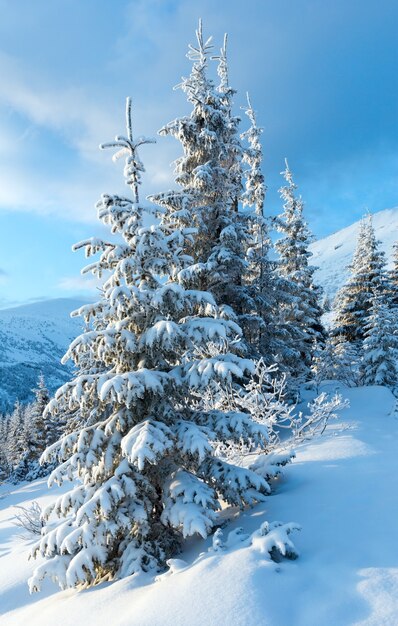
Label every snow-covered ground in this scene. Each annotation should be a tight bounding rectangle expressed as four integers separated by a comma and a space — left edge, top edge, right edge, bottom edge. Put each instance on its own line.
1, 384, 397, 626
310, 206, 398, 301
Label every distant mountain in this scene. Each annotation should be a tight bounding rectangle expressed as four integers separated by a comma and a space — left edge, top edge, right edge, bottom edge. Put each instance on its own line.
310, 207, 398, 302
0, 298, 87, 413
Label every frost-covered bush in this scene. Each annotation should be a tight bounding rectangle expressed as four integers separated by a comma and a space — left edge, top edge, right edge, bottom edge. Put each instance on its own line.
200, 357, 347, 456
14, 501, 43, 539
289, 393, 349, 442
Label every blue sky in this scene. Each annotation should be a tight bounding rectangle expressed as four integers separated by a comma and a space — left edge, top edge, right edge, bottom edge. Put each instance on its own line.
0, 0, 397, 307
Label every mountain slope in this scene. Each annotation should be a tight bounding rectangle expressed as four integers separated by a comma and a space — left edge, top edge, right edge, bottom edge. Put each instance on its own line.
1, 384, 397, 625
310, 207, 398, 301
0, 298, 86, 412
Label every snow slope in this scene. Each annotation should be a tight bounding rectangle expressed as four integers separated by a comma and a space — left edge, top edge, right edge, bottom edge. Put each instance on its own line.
0, 298, 86, 411
310, 206, 398, 301
1, 384, 397, 626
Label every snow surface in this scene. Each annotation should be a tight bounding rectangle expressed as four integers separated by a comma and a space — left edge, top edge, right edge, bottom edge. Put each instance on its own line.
310, 206, 398, 301
1, 384, 398, 625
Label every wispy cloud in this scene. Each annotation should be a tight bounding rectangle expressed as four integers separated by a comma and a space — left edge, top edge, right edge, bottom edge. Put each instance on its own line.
0, 52, 117, 159
0, 51, 175, 222
57, 275, 104, 294
0, 268, 8, 284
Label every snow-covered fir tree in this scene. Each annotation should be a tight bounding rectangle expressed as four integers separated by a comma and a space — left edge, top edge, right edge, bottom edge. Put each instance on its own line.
389, 240, 398, 306
310, 335, 361, 388
31, 374, 64, 449
149, 22, 255, 348
0, 375, 57, 483
239, 94, 275, 356
6, 401, 28, 475
28, 374, 48, 452
29, 98, 275, 592
0, 374, 60, 482
333, 213, 387, 345
274, 160, 324, 380
310, 338, 334, 392
362, 292, 398, 387
0, 415, 10, 480
20, 375, 55, 480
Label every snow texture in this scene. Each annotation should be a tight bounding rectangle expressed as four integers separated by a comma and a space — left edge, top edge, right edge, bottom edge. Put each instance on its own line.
1, 385, 398, 625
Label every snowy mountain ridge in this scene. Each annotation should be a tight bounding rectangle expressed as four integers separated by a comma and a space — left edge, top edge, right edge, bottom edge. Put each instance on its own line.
0, 298, 86, 412
310, 206, 398, 301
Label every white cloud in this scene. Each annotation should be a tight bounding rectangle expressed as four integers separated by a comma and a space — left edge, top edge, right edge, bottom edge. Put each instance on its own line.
0, 50, 177, 222
57, 275, 103, 294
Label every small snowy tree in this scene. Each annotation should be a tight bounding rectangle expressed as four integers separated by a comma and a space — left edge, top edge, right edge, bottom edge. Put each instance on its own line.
310, 338, 334, 392
29, 99, 272, 592
0, 415, 10, 480
25, 375, 54, 480
4, 376, 55, 482
333, 213, 387, 345
332, 336, 362, 387
6, 401, 29, 479
362, 292, 398, 387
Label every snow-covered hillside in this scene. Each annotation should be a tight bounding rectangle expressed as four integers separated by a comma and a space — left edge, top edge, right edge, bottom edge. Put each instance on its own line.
0, 299, 86, 412
1, 384, 397, 626
310, 207, 398, 301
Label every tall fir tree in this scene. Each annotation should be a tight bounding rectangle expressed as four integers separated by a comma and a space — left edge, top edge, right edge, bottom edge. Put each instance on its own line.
274, 160, 324, 380
389, 240, 398, 306
149, 22, 255, 347
240, 94, 274, 356
29, 99, 273, 592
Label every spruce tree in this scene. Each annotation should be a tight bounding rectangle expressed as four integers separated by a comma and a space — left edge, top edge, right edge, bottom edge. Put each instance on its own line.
240, 94, 274, 355
150, 23, 254, 346
274, 160, 324, 379
23, 375, 53, 480
333, 213, 387, 345
362, 292, 398, 387
0, 415, 9, 479
389, 240, 398, 306
7, 401, 28, 473
29, 99, 272, 592
30, 374, 48, 450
